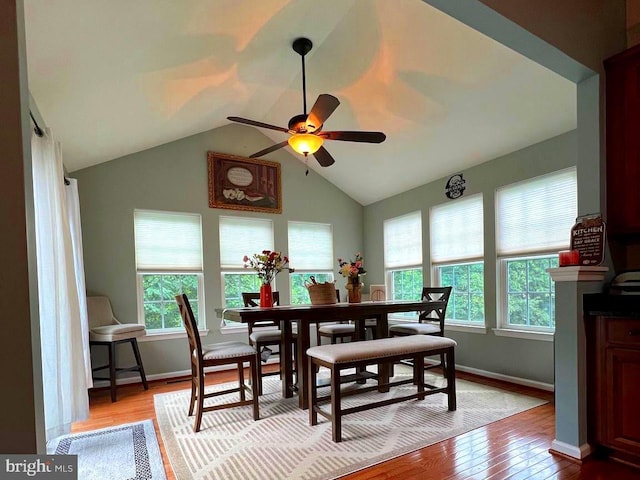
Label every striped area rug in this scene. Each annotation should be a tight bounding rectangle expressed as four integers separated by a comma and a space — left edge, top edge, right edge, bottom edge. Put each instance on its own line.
154, 371, 546, 480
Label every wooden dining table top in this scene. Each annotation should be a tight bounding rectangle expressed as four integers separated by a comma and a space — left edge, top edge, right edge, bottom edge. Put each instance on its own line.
219, 299, 444, 322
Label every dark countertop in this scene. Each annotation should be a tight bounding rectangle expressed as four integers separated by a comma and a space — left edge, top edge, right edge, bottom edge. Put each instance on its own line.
584, 293, 640, 317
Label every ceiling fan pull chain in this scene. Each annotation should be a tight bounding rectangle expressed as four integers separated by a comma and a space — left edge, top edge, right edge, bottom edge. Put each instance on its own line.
305, 154, 309, 176
301, 54, 307, 116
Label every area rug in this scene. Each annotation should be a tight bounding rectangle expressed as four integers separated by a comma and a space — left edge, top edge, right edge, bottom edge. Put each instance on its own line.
47, 419, 167, 480
155, 369, 547, 480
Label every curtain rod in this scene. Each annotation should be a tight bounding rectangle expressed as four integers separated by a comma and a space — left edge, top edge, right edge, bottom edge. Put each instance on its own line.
29, 110, 44, 137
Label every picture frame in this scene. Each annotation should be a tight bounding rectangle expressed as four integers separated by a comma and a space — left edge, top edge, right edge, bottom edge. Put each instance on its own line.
207, 152, 282, 214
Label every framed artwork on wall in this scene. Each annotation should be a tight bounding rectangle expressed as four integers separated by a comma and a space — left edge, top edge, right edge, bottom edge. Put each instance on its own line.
207, 152, 282, 214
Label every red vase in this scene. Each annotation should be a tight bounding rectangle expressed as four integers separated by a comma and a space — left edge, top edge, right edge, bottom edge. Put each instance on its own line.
259, 283, 273, 308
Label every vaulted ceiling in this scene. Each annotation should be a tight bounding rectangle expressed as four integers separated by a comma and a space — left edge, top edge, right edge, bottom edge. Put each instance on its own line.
24, 0, 576, 205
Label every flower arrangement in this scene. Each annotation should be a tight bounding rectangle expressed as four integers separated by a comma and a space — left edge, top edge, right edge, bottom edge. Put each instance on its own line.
337, 252, 366, 279
243, 250, 293, 285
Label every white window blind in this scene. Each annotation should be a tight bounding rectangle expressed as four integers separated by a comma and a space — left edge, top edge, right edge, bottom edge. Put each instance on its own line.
219, 216, 274, 269
134, 210, 203, 272
384, 211, 422, 268
496, 167, 577, 255
430, 194, 484, 263
288, 222, 333, 270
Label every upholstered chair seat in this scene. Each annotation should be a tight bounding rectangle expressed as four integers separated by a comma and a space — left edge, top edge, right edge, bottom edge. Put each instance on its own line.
89, 323, 145, 342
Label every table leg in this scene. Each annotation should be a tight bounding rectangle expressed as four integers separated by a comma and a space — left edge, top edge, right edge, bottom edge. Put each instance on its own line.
377, 313, 390, 392
355, 318, 367, 383
280, 320, 293, 398
297, 319, 311, 409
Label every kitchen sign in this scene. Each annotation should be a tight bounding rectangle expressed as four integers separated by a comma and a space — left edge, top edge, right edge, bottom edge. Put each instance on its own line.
570, 214, 606, 266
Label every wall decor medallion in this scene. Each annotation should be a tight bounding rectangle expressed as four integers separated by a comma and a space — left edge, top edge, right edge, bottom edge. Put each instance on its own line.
445, 173, 466, 199
207, 152, 282, 214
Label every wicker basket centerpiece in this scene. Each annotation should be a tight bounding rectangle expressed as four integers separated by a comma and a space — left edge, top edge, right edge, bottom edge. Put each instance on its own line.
305, 279, 337, 305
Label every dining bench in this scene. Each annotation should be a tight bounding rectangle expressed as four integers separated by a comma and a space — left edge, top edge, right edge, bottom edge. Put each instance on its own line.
306, 335, 456, 442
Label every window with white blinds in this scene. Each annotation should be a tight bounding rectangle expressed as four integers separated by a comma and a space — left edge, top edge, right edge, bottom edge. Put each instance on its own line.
219, 216, 275, 312
288, 222, 333, 270
134, 210, 203, 272
430, 194, 484, 264
496, 167, 577, 255
133, 210, 204, 332
383, 211, 422, 269
384, 211, 423, 310
430, 195, 485, 324
219, 216, 274, 269
288, 222, 334, 305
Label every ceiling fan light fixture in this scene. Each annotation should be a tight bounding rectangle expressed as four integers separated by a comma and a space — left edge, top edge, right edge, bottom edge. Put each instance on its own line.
288, 133, 323, 156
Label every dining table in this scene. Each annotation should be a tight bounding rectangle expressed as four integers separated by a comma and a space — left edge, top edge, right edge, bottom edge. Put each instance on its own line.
220, 299, 444, 409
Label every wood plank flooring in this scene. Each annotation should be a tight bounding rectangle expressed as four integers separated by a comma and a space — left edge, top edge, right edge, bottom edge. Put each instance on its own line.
73, 367, 640, 480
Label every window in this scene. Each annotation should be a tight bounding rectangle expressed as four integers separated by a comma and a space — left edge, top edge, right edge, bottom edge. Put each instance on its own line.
219, 217, 274, 320
134, 210, 204, 332
287, 222, 334, 304
384, 211, 423, 318
430, 194, 484, 324
496, 167, 577, 331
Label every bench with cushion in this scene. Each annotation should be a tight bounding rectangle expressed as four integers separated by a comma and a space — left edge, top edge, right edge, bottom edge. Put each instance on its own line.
307, 335, 456, 442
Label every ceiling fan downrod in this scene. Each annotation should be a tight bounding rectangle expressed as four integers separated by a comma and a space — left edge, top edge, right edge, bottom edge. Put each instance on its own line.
292, 37, 313, 116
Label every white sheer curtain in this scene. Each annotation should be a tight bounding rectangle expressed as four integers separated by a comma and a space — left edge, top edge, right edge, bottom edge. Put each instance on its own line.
66, 178, 93, 388
32, 129, 90, 440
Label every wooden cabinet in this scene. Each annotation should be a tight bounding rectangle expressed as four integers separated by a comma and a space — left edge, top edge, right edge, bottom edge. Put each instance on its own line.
587, 315, 640, 467
604, 44, 640, 237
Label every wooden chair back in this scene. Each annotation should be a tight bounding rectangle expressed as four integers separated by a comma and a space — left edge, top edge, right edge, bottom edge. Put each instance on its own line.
418, 286, 452, 334
242, 291, 281, 333
176, 293, 203, 369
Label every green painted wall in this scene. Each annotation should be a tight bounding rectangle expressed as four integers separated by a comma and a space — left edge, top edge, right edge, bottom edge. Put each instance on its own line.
73, 123, 363, 376
363, 130, 577, 385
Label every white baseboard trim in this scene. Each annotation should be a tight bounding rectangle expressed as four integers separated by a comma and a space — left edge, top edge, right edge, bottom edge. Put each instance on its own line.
424, 358, 554, 392
98, 357, 554, 393
550, 439, 593, 460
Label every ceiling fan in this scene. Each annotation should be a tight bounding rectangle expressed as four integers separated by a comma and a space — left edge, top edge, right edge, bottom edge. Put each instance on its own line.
227, 37, 386, 170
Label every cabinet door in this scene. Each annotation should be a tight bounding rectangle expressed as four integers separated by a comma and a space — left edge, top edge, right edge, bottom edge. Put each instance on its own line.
605, 347, 640, 454
605, 45, 640, 235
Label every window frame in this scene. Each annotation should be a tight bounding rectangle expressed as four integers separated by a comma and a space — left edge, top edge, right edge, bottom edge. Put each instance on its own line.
432, 258, 485, 327
136, 272, 206, 336
384, 266, 424, 322
497, 252, 559, 334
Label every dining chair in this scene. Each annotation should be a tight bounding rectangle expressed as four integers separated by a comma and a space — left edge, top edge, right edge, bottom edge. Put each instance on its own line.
176, 294, 259, 432
316, 290, 355, 344
317, 290, 378, 345
388, 286, 452, 374
242, 291, 298, 396
86, 295, 148, 402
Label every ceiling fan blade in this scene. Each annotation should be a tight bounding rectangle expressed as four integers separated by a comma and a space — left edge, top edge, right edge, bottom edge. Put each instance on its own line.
306, 94, 340, 132
319, 131, 386, 143
227, 116, 290, 133
249, 140, 290, 158
313, 146, 335, 167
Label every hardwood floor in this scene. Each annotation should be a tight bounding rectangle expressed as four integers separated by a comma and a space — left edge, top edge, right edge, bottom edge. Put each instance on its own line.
74, 367, 640, 480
